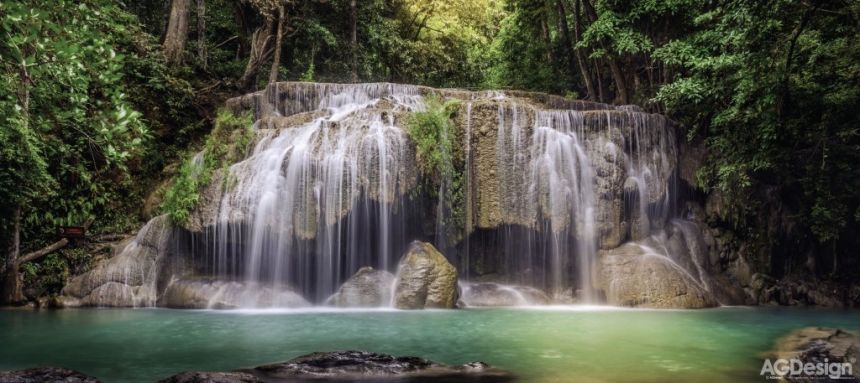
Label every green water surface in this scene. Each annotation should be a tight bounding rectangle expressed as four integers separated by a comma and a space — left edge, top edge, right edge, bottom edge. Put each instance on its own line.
1, 306, 858, 382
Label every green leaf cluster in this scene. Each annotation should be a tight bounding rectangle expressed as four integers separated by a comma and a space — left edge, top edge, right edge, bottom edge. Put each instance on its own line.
407, 96, 467, 242
160, 109, 254, 224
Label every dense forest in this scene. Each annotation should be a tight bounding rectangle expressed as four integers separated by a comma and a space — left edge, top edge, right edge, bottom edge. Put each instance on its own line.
1, 0, 858, 304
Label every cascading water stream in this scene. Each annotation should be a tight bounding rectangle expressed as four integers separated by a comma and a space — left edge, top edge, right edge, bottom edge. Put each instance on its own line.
201, 84, 424, 304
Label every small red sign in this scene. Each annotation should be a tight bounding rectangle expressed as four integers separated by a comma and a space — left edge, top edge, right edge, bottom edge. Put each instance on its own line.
59, 226, 86, 238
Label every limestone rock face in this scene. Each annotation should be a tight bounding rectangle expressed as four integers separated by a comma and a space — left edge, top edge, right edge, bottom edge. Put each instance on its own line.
61, 215, 178, 307
393, 241, 458, 309
160, 280, 310, 309
597, 241, 717, 309
459, 282, 550, 306
325, 267, 395, 308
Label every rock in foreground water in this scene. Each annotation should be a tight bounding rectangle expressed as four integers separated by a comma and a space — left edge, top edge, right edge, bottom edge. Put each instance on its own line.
393, 241, 458, 309
159, 371, 262, 383
0, 367, 101, 383
161, 351, 513, 382
325, 267, 395, 307
766, 327, 859, 382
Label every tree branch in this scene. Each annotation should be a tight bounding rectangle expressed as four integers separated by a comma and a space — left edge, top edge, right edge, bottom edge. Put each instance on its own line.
16, 238, 69, 266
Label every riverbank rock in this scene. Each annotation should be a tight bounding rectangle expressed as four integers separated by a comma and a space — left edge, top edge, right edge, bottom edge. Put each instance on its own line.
325, 267, 395, 308
748, 275, 857, 308
597, 241, 717, 308
160, 280, 310, 309
393, 241, 458, 309
459, 282, 549, 306
766, 327, 860, 382
0, 367, 101, 383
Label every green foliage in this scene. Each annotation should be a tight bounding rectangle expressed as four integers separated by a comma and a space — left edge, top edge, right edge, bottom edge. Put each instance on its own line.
655, 0, 860, 247
160, 109, 254, 224
407, 95, 466, 240
486, 2, 564, 92
0, 0, 152, 250
21, 248, 93, 297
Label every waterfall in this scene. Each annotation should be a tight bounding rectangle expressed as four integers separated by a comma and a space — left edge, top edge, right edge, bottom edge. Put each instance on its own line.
208, 84, 678, 305
67, 82, 691, 308
199, 83, 424, 304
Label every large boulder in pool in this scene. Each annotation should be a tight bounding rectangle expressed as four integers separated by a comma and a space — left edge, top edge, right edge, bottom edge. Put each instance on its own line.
160, 280, 310, 309
393, 241, 458, 309
597, 240, 717, 308
325, 267, 395, 308
765, 327, 860, 381
459, 282, 550, 307
246, 351, 513, 382
0, 367, 101, 383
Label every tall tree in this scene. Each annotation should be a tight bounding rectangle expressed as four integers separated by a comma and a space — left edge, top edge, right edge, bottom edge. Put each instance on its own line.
568, 0, 595, 101
581, 0, 628, 103
268, 2, 287, 84
197, 0, 207, 69
163, 0, 191, 65
350, 0, 358, 82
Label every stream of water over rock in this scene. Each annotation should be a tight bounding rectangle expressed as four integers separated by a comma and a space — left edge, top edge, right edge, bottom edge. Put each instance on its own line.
62, 82, 712, 309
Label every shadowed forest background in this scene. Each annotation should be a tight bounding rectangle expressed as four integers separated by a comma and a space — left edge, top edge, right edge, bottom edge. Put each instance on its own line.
1, 0, 859, 305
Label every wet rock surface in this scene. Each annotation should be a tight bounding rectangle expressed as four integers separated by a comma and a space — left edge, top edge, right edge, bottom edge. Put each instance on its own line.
0, 367, 101, 383
597, 240, 717, 309
393, 242, 458, 309
159, 351, 513, 383
161, 280, 310, 309
159, 371, 263, 383
244, 351, 514, 382
325, 267, 395, 308
60, 215, 178, 307
766, 327, 860, 382
459, 282, 549, 306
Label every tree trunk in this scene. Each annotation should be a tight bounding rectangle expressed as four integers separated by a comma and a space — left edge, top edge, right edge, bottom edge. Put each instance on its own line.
163, 0, 190, 65
239, 17, 276, 91
582, 0, 628, 104
234, 3, 251, 60
268, 4, 286, 84
350, 0, 358, 82
197, 0, 207, 69
571, 0, 596, 100
594, 58, 605, 103
1, 207, 22, 305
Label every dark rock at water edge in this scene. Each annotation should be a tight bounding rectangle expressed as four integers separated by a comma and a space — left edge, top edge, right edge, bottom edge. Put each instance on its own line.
0, 367, 101, 383
163, 351, 514, 382
159, 371, 263, 383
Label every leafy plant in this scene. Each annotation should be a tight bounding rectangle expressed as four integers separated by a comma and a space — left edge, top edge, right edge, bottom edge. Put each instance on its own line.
407, 95, 466, 242
160, 109, 254, 224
